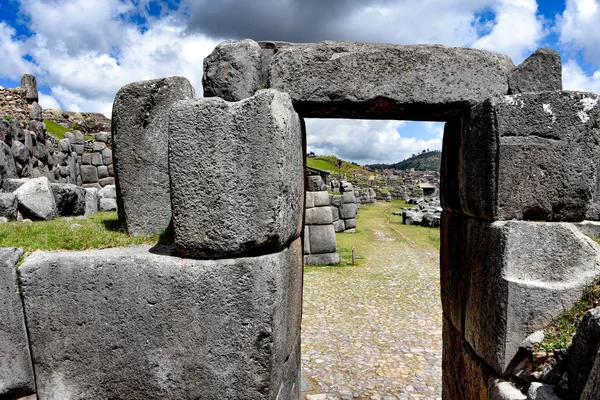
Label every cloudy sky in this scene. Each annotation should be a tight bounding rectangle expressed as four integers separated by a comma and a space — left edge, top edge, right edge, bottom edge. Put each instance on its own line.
1, 0, 599, 164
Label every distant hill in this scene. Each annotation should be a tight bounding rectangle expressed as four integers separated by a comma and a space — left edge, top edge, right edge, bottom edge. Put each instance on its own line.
306, 155, 369, 176
367, 150, 441, 172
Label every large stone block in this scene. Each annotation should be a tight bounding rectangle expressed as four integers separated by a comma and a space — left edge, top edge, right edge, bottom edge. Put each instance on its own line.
462, 219, 600, 374
14, 177, 56, 220
0, 193, 18, 220
508, 48, 562, 94
453, 91, 600, 222
304, 252, 339, 265
80, 165, 98, 184
308, 224, 336, 254
203, 39, 263, 102
20, 74, 38, 101
19, 239, 302, 400
112, 76, 195, 236
84, 188, 99, 217
50, 183, 86, 216
0, 247, 35, 396
339, 203, 358, 220
169, 89, 303, 258
305, 206, 333, 225
204, 40, 513, 119
0, 141, 17, 189
567, 307, 600, 398
312, 191, 330, 207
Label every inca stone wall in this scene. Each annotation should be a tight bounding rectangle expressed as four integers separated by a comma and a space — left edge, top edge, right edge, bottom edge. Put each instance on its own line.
2, 40, 600, 400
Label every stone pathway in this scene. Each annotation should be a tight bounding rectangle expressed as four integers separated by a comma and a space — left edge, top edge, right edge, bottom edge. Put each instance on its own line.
301, 203, 442, 400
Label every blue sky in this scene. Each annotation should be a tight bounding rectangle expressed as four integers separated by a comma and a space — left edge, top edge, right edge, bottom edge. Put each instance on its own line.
1, 0, 599, 164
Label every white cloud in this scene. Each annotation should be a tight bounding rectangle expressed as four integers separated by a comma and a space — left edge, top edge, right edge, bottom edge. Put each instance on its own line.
305, 119, 443, 165
0, 22, 37, 80
38, 92, 62, 110
558, 0, 600, 64
562, 59, 600, 94
472, 0, 544, 63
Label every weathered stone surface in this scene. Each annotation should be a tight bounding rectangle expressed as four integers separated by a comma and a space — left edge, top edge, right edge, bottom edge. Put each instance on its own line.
333, 219, 345, 232
207, 40, 513, 119
11, 140, 29, 165
313, 191, 330, 207
50, 183, 86, 216
91, 152, 102, 166
305, 192, 315, 209
97, 165, 108, 179
99, 198, 117, 211
331, 206, 340, 221
331, 195, 342, 207
14, 177, 56, 220
304, 252, 339, 265
29, 102, 42, 121
203, 39, 263, 102
344, 218, 357, 229
308, 224, 336, 254
306, 175, 325, 191
101, 147, 112, 165
454, 91, 600, 222
442, 314, 492, 399
488, 377, 526, 399
95, 132, 109, 143
508, 48, 562, 94
20, 74, 38, 101
305, 206, 333, 225
303, 226, 310, 255
0, 141, 17, 189
80, 165, 98, 183
84, 188, 99, 217
567, 307, 600, 398
339, 203, 358, 220
341, 191, 356, 204
463, 219, 600, 374
0, 247, 35, 396
19, 239, 302, 400
527, 382, 561, 400
169, 89, 303, 258
581, 349, 600, 400
0, 193, 18, 220
112, 76, 195, 236
2, 178, 28, 193
98, 177, 115, 187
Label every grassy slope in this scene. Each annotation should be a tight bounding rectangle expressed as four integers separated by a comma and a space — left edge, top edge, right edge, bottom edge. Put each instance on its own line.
306, 155, 369, 176
43, 119, 94, 140
0, 212, 167, 255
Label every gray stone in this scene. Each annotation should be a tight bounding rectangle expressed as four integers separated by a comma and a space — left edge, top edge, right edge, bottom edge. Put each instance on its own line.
331, 205, 340, 221
101, 147, 112, 165
169, 90, 303, 258
527, 382, 560, 400
95, 132, 109, 143
581, 350, 600, 400
97, 165, 109, 179
18, 239, 302, 400
463, 219, 600, 374
455, 91, 600, 221
99, 184, 116, 200
0, 247, 35, 396
341, 191, 356, 204
308, 224, 336, 254
92, 141, 106, 152
304, 252, 340, 265
0, 141, 17, 188
81, 153, 92, 165
2, 178, 29, 193
344, 218, 357, 229
303, 226, 310, 255
54, 151, 67, 166
72, 131, 84, 145
339, 203, 358, 219
567, 307, 600, 398
58, 138, 71, 153
29, 101, 42, 121
488, 377, 526, 399
307, 175, 324, 191
50, 183, 86, 216
91, 152, 103, 166
80, 165, 99, 183
305, 192, 315, 209
313, 191, 330, 207
203, 39, 263, 102
107, 163, 114, 176
305, 206, 333, 225
333, 219, 345, 232
29, 120, 45, 142
508, 48, 562, 94
112, 76, 195, 236
0, 193, 18, 219
331, 195, 342, 207
20, 74, 38, 101
72, 144, 84, 155
99, 177, 115, 187
84, 188, 99, 217
82, 183, 102, 190
209, 40, 514, 119
14, 177, 56, 220
11, 140, 29, 165
99, 198, 117, 211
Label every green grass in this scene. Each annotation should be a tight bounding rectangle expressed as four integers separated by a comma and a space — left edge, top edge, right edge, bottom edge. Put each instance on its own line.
0, 212, 169, 255
43, 119, 94, 140
306, 155, 369, 176
537, 276, 600, 353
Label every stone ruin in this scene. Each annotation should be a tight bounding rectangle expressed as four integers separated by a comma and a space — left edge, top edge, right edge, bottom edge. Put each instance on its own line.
1, 40, 600, 399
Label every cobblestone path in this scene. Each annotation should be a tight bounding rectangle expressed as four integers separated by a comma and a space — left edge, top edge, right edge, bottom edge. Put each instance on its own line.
301, 202, 442, 400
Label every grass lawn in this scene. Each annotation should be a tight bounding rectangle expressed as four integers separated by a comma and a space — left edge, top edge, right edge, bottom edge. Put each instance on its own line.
42, 119, 94, 141
0, 212, 166, 256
